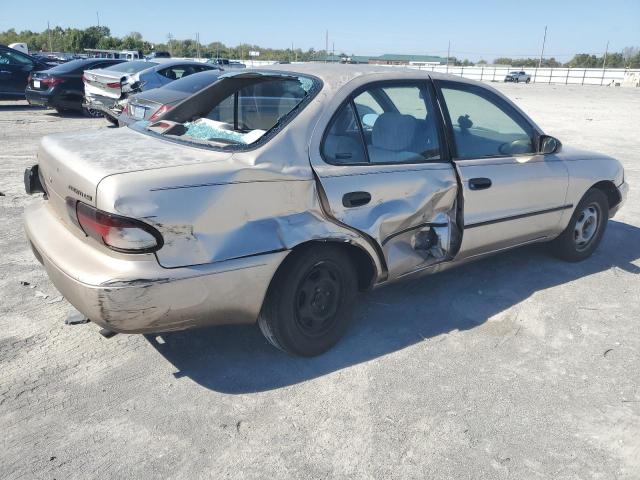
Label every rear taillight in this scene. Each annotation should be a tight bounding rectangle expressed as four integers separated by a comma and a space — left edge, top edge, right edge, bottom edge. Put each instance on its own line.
41, 76, 66, 87
149, 104, 173, 121
27, 74, 32, 84
71, 201, 163, 253
106, 81, 121, 88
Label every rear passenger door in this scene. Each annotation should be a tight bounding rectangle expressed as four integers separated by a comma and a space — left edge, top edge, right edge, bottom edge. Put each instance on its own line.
309, 81, 460, 279
435, 80, 568, 259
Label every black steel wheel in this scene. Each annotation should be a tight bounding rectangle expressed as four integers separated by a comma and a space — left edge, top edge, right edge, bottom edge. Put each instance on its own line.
258, 245, 357, 356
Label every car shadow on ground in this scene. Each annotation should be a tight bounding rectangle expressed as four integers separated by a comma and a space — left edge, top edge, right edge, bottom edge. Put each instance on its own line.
146, 220, 639, 394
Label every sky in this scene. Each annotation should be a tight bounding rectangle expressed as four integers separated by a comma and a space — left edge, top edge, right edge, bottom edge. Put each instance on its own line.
1, 0, 639, 61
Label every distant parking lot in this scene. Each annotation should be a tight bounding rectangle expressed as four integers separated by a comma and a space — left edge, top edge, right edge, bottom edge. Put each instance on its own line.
1, 83, 639, 479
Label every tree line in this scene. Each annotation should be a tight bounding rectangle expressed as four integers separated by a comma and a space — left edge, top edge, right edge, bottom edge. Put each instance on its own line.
1, 26, 639, 68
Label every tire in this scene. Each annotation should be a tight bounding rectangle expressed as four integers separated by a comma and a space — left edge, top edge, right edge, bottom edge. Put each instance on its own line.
258, 245, 357, 356
549, 188, 608, 262
82, 106, 103, 118
515, 78, 519, 83
526, 78, 531, 84
54, 107, 68, 115
104, 114, 119, 126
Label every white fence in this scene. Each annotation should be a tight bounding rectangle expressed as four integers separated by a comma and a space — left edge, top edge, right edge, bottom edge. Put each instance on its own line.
175, 57, 640, 86
404, 65, 640, 86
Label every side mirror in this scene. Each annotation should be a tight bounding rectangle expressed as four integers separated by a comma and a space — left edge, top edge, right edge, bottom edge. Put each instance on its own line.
539, 135, 562, 154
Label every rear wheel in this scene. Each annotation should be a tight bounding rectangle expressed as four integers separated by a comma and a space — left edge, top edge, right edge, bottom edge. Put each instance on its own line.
549, 188, 608, 262
258, 245, 357, 356
526, 78, 531, 84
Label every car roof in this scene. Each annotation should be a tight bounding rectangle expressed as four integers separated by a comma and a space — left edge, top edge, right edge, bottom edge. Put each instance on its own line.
251, 63, 481, 91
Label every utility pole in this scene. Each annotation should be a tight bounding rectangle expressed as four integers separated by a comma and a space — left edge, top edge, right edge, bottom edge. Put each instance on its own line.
332, 41, 335, 59
167, 33, 173, 56
196, 32, 200, 59
47, 21, 52, 52
446, 40, 450, 72
602, 40, 609, 69
538, 25, 547, 68
96, 12, 100, 27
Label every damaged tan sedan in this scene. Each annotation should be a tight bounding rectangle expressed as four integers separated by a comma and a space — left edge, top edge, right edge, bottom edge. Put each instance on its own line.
24, 65, 628, 356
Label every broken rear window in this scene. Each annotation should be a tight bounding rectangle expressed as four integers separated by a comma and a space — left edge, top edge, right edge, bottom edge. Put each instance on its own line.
141, 72, 321, 150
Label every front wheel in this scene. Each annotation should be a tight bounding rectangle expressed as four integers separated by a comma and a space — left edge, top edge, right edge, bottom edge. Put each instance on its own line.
526, 78, 531, 84
549, 188, 608, 262
258, 245, 357, 356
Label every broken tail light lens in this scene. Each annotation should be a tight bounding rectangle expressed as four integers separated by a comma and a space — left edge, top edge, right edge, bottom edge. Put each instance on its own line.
73, 201, 163, 253
149, 104, 173, 121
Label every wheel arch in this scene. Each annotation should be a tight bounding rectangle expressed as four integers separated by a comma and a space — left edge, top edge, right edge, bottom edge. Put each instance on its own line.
589, 180, 622, 212
275, 239, 379, 293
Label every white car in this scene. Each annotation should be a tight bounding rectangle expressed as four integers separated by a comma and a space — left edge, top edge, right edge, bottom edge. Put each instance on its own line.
504, 70, 531, 83
83, 60, 218, 123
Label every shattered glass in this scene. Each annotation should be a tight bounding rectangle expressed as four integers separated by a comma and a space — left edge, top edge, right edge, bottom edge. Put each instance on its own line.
183, 119, 266, 144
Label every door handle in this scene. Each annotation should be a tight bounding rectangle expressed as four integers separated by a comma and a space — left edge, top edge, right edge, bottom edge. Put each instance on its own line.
469, 177, 492, 190
342, 191, 371, 208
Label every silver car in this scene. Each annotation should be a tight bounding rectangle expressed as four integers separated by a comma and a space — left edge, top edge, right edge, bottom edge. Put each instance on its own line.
24, 65, 628, 356
83, 59, 218, 123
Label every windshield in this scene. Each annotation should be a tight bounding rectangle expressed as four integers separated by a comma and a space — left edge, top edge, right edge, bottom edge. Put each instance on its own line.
163, 71, 221, 93
510, 71, 520, 74
104, 61, 158, 73
48, 59, 92, 73
144, 73, 320, 149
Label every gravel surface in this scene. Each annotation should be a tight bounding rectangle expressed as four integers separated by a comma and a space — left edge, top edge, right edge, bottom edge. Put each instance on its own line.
1, 84, 639, 480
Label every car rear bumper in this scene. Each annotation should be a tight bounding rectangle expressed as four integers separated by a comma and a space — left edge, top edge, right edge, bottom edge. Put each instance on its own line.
25, 88, 53, 107
84, 92, 121, 118
24, 200, 287, 334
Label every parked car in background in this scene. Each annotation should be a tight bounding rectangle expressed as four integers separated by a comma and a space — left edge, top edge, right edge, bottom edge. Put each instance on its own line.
24, 65, 627, 356
0, 44, 55, 99
8, 42, 29, 54
25, 58, 125, 116
207, 58, 246, 69
146, 51, 171, 59
118, 68, 222, 126
83, 59, 217, 124
504, 70, 531, 83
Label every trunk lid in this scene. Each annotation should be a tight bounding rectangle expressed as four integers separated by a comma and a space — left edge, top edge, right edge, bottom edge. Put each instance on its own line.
38, 127, 232, 226
83, 68, 126, 99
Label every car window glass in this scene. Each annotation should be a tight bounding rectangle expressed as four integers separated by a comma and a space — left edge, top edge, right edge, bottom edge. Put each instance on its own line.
382, 86, 428, 119
348, 84, 441, 164
441, 85, 534, 159
0, 50, 33, 65
205, 78, 307, 131
322, 102, 367, 164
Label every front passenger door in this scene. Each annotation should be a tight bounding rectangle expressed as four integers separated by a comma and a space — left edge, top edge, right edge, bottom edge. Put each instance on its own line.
437, 80, 569, 259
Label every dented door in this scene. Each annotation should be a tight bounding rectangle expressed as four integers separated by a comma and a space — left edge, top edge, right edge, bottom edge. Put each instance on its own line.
309, 81, 459, 279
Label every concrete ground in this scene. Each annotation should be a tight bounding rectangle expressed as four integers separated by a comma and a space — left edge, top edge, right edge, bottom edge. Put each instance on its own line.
0, 83, 638, 480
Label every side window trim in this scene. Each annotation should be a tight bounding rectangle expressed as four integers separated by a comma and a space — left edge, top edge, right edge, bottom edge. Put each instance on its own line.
320, 79, 448, 166
350, 98, 371, 163
434, 79, 540, 160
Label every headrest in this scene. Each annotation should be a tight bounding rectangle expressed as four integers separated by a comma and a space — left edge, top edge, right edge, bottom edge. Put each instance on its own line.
372, 112, 417, 151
